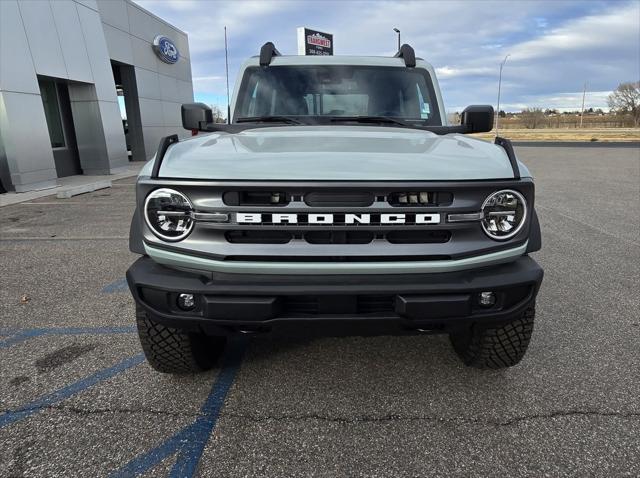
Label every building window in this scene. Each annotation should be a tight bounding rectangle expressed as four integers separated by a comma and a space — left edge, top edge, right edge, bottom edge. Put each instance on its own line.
38, 79, 65, 148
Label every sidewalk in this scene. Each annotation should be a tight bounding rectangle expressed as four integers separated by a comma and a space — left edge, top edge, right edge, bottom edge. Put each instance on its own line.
0, 162, 146, 207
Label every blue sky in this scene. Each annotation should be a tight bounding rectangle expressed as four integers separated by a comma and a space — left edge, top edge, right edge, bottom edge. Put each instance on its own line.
136, 0, 639, 113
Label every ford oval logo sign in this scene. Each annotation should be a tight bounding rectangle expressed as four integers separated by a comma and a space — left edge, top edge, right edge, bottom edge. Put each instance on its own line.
152, 35, 179, 64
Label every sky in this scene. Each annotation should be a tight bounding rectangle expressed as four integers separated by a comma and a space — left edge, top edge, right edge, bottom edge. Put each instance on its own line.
135, 0, 640, 114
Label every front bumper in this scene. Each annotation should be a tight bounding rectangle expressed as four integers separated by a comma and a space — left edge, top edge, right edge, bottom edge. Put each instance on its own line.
127, 256, 543, 337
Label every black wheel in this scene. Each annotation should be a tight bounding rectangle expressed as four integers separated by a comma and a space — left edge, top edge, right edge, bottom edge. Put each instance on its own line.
450, 307, 535, 369
135, 305, 226, 374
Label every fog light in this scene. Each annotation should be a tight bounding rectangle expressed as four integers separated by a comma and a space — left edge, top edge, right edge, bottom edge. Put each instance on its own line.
177, 293, 196, 311
478, 291, 496, 307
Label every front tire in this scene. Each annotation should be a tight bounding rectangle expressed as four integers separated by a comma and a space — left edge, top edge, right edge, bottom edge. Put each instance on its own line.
135, 305, 226, 374
450, 307, 535, 369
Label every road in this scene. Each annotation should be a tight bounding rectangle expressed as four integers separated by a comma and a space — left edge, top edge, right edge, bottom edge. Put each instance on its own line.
1, 145, 639, 477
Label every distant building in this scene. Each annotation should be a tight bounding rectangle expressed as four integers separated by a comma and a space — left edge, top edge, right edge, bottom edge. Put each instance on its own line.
0, 0, 193, 192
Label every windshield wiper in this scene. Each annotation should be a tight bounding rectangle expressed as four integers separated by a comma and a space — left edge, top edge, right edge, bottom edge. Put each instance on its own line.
329, 116, 412, 127
236, 116, 304, 125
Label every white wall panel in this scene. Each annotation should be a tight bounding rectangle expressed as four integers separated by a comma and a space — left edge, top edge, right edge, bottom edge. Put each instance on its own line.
75, 0, 98, 11
103, 23, 133, 64
0, 1, 39, 94
142, 126, 166, 160
0, 91, 57, 189
134, 67, 161, 100
157, 55, 192, 82
99, 100, 129, 169
139, 98, 165, 127
76, 3, 118, 102
176, 79, 194, 104
158, 74, 178, 102
131, 36, 158, 72
18, 1, 68, 79
125, 1, 183, 46
69, 98, 108, 171
50, 0, 94, 83
162, 102, 182, 127
96, 0, 129, 32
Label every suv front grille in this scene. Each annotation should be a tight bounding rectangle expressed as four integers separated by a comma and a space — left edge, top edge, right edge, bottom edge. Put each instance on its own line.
304, 191, 375, 207
145, 180, 533, 263
224, 229, 450, 245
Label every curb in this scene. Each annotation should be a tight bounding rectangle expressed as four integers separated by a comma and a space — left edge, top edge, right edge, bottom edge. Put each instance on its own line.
512, 141, 640, 148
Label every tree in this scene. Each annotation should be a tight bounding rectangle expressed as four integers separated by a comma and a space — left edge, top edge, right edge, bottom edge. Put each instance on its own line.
608, 81, 640, 126
520, 108, 546, 129
210, 105, 226, 123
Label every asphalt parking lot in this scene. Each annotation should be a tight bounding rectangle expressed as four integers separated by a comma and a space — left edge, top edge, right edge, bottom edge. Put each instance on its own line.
1, 145, 639, 477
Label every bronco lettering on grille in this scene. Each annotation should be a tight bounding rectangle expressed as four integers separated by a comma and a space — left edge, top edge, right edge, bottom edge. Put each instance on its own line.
236, 213, 441, 225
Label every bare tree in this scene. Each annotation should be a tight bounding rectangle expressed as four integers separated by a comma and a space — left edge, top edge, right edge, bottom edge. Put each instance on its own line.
520, 108, 546, 129
608, 81, 640, 126
210, 105, 226, 123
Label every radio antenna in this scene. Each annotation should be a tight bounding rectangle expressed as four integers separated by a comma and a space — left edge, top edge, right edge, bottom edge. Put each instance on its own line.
224, 26, 230, 124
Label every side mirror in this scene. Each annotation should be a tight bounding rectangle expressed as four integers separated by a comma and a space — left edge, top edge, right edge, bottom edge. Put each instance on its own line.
461, 105, 494, 133
181, 103, 213, 131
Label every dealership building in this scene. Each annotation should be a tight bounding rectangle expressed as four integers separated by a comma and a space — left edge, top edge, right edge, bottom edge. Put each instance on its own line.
0, 0, 193, 193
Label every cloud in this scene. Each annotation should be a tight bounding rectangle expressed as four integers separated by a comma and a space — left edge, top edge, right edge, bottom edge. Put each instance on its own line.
436, 66, 495, 79
193, 76, 224, 81
192, 75, 225, 94
133, 0, 640, 112
509, 5, 639, 61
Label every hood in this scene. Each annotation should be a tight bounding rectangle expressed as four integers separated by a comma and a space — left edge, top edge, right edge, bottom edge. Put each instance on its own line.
149, 126, 528, 181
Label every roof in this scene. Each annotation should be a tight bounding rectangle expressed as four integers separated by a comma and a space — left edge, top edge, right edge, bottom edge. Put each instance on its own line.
242, 54, 433, 70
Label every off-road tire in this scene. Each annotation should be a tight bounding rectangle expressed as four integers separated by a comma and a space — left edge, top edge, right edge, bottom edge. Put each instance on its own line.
450, 307, 535, 369
135, 305, 226, 373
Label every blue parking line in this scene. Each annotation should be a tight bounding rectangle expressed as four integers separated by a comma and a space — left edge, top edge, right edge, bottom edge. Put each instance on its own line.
0, 353, 145, 429
169, 338, 247, 477
102, 277, 129, 294
111, 338, 247, 478
0, 326, 136, 349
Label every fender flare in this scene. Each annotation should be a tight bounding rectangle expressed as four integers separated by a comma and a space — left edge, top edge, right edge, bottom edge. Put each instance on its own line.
526, 208, 541, 253
129, 209, 145, 255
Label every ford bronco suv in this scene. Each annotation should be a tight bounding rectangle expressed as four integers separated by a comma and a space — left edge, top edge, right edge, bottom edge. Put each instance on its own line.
127, 43, 543, 373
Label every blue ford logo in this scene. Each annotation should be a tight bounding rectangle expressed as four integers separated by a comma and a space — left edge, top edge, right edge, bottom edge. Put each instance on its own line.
152, 35, 179, 64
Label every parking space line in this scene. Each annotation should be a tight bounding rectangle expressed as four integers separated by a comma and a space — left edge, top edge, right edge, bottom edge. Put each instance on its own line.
0, 353, 145, 429
0, 237, 128, 241
111, 338, 247, 478
0, 326, 136, 349
102, 277, 129, 293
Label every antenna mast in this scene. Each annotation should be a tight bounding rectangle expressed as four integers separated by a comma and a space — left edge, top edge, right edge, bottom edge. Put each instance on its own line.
224, 26, 230, 124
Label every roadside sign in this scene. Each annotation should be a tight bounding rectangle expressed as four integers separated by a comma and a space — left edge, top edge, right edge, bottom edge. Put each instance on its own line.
297, 27, 333, 56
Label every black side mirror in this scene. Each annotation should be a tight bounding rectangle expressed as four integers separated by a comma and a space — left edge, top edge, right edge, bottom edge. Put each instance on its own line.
461, 105, 494, 133
181, 103, 213, 131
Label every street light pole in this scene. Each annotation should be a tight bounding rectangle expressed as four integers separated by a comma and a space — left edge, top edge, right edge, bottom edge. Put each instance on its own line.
496, 53, 510, 137
393, 28, 400, 51
579, 82, 587, 128
224, 26, 230, 124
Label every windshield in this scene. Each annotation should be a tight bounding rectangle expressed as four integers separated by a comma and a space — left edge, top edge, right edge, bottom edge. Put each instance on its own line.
233, 65, 442, 125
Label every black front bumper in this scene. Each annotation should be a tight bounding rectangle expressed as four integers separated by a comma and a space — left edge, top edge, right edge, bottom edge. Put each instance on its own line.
126, 256, 543, 337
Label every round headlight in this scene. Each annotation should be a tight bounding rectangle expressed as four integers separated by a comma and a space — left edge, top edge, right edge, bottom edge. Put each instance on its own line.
144, 188, 194, 241
481, 189, 527, 240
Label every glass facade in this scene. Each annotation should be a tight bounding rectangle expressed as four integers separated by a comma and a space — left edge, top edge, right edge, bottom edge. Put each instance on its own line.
38, 79, 65, 148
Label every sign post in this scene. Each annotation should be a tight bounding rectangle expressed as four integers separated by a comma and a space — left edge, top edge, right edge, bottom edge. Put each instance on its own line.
297, 27, 333, 56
